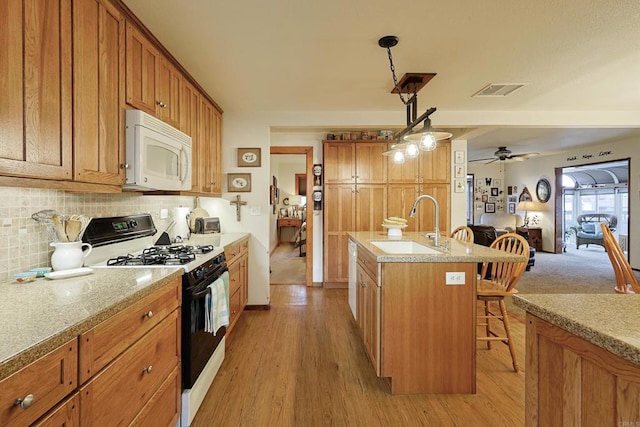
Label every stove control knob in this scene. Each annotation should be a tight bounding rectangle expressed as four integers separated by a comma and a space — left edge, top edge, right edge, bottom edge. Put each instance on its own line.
194, 268, 204, 279
129, 219, 138, 228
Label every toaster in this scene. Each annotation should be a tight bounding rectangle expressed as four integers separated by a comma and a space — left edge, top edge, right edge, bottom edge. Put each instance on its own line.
194, 217, 220, 234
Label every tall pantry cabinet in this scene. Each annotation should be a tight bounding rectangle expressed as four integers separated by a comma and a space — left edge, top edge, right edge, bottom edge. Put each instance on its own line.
322, 139, 451, 287
323, 141, 387, 287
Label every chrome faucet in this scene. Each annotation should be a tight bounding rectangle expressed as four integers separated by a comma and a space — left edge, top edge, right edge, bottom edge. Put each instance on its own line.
409, 194, 440, 247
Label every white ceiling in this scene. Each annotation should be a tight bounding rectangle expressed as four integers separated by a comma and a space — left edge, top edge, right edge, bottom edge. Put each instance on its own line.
122, 0, 640, 159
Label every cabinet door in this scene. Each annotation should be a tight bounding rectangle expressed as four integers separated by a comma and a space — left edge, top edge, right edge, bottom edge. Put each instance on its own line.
32, 393, 79, 427
73, 0, 125, 185
356, 265, 380, 375
355, 184, 387, 232
180, 80, 200, 192
418, 142, 450, 183
387, 183, 420, 231
240, 252, 249, 307
157, 56, 181, 128
0, 0, 72, 180
418, 183, 451, 236
125, 23, 158, 114
198, 98, 221, 194
355, 142, 387, 183
387, 142, 419, 184
324, 184, 355, 285
324, 142, 355, 183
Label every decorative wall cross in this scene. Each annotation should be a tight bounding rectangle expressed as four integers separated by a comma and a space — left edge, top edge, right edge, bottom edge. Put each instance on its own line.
230, 195, 247, 221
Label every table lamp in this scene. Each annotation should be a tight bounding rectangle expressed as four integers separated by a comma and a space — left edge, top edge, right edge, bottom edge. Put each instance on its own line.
516, 200, 539, 228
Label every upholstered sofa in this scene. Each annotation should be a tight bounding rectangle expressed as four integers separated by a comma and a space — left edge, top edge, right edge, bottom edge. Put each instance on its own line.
478, 213, 524, 236
469, 224, 535, 271
570, 213, 617, 250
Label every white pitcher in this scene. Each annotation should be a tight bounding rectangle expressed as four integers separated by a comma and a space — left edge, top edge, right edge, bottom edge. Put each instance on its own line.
50, 242, 92, 271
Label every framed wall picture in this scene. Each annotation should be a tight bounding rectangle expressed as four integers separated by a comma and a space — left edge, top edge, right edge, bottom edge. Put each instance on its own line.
228, 173, 252, 192
485, 203, 496, 213
508, 202, 516, 214
237, 148, 261, 167
454, 165, 465, 178
454, 151, 465, 164
454, 179, 465, 193
536, 178, 551, 202
491, 187, 499, 196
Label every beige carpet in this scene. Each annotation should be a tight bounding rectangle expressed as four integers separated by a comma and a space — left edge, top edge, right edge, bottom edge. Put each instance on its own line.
270, 243, 306, 284
506, 245, 630, 318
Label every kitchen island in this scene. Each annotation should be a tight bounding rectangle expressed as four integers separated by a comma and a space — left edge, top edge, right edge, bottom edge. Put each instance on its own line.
347, 231, 526, 395
513, 294, 640, 426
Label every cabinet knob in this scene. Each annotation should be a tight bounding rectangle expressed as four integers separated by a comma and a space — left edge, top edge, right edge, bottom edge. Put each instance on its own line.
157, 101, 167, 108
360, 282, 367, 288
120, 163, 129, 169
14, 394, 34, 410
144, 311, 153, 319
143, 365, 153, 374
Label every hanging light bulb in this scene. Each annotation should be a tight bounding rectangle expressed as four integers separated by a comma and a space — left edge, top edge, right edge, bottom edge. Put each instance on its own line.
405, 142, 419, 158
418, 132, 437, 151
392, 150, 405, 164
403, 117, 452, 147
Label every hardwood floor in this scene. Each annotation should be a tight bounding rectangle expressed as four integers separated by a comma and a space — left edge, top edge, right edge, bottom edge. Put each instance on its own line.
193, 285, 526, 426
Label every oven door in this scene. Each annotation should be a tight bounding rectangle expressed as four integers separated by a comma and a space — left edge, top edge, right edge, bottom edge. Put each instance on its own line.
181, 268, 228, 390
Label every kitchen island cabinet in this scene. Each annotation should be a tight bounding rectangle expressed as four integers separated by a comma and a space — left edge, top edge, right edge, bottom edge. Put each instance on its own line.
514, 294, 640, 426
348, 231, 525, 394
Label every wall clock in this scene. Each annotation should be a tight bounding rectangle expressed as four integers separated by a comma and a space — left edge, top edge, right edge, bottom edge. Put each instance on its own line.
536, 178, 551, 203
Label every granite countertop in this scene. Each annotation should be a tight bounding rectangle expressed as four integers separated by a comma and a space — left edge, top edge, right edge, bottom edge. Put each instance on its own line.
0, 232, 250, 381
514, 294, 640, 366
348, 231, 527, 263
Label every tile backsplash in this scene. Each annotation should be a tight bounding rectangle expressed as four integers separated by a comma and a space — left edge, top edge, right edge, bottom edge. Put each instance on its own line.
0, 186, 196, 281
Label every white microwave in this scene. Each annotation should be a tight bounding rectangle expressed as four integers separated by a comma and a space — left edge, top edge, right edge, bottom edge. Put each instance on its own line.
124, 109, 192, 191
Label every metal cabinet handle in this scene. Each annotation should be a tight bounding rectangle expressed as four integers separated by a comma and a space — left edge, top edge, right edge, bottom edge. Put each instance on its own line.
143, 365, 153, 374
14, 394, 34, 410
144, 311, 153, 319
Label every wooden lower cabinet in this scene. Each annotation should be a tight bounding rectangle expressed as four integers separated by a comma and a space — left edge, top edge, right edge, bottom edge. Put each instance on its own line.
356, 254, 381, 375
80, 310, 180, 425
525, 314, 640, 426
0, 339, 77, 427
225, 237, 249, 334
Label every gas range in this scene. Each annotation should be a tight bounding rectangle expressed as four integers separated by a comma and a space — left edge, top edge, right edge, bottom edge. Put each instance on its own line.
83, 214, 224, 273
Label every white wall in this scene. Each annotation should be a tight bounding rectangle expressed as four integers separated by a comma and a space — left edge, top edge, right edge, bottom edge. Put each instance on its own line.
503, 138, 638, 268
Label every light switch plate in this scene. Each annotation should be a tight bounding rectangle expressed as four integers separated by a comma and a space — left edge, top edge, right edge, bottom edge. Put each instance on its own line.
160, 208, 168, 219
445, 272, 466, 285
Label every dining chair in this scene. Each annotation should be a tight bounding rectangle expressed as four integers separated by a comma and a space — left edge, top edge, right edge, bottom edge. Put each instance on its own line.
601, 223, 639, 294
451, 225, 474, 243
477, 233, 529, 372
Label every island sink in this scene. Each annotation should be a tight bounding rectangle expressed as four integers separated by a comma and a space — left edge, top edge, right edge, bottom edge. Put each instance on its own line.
370, 240, 441, 255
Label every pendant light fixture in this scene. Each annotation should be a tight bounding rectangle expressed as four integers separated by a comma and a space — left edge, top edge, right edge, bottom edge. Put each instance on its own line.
378, 35, 452, 163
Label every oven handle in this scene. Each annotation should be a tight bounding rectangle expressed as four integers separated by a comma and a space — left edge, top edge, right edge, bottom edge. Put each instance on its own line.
190, 268, 229, 297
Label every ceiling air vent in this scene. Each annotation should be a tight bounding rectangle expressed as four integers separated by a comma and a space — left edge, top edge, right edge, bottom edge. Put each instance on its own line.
473, 83, 527, 97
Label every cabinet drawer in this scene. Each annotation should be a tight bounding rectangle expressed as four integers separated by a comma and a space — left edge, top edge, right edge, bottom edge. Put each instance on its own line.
279, 218, 300, 227
228, 259, 241, 297
130, 365, 180, 427
0, 338, 77, 427
225, 237, 248, 265
79, 310, 180, 426
229, 286, 242, 329
32, 392, 79, 427
357, 246, 378, 282
78, 278, 180, 383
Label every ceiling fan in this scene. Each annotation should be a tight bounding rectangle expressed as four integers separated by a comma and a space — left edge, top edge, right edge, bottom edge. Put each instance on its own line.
469, 146, 539, 164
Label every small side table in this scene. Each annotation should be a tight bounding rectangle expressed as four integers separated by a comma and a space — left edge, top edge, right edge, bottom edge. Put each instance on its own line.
517, 227, 542, 251
277, 217, 302, 244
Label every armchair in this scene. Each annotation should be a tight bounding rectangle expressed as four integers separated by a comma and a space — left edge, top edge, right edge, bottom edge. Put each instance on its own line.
570, 213, 617, 250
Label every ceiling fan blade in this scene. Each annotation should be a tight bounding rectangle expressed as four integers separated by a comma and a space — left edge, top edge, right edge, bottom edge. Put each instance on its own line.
468, 157, 496, 163
509, 152, 539, 161
485, 158, 499, 164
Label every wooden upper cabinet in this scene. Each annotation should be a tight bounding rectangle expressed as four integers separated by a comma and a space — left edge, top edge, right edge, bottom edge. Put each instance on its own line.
73, 0, 126, 185
181, 80, 200, 192
157, 57, 182, 128
125, 23, 158, 115
198, 98, 222, 195
354, 142, 387, 183
0, 0, 72, 180
418, 141, 450, 183
324, 142, 355, 184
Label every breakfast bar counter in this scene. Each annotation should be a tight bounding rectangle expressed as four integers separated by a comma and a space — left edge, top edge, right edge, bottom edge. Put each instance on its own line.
513, 294, 640, 425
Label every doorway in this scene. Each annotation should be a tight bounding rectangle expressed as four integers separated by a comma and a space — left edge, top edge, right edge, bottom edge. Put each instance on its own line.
554, 159, 630, 257
270, 146, 313, 286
